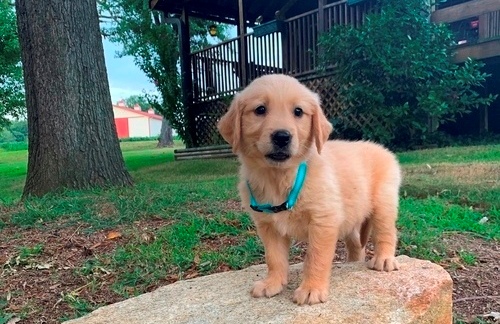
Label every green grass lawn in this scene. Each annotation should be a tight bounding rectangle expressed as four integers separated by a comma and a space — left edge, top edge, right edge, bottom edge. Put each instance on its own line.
0, 141, 499, 322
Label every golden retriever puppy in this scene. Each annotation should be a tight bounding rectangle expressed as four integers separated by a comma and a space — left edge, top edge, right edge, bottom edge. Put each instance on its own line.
217, 74, 401, 305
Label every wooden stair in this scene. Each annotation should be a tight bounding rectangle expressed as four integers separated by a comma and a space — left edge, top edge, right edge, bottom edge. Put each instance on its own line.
174, 144, 236, 160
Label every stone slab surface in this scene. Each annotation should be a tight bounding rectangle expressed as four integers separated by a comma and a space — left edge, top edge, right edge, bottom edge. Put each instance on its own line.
64, 255, 452, 324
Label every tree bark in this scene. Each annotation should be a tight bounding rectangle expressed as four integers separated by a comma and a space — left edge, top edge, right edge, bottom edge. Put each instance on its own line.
157, 118, 174, 148
16, 0, 133, 197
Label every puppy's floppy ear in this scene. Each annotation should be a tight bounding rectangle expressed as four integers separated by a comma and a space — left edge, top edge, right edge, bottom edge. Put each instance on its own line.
217, 94, 242, 153
311, 94, 333, 154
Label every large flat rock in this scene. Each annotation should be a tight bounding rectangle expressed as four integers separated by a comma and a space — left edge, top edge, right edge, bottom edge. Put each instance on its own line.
64, 255, 452, 324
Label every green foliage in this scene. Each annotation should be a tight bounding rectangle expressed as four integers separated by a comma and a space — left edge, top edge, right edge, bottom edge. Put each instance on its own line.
397, 144, 500, 164
98, 0, 229, 146
398, 197, 499, 261
0, 0, 25, 130
109, 211, 261, 295
59, 294, 95, 321
458, 251, 477, 266
319, 0, 496, 148
118, 136, 157, 142
18, 243, 44, 259
124, 94, 150, 111
0, 120, 28, 143
0, 295, 15, 324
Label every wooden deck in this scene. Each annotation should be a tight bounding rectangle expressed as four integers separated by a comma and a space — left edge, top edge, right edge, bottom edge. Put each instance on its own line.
190, 0, 375, 104
432, 0, 500, 62
174, 145, 235, 160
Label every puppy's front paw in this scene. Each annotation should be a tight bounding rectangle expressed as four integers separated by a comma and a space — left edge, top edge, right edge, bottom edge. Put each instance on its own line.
251, 278, 285, 298
292, 283, 328, 305
367, 255, 399, 272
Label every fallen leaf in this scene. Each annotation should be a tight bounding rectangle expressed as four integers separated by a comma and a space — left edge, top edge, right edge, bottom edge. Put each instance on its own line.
166, 274, 179, 282
218, 264, 231, 272
90, 242, 102, 249
478, 217, 488, 224
185, 271, 199, 279
7, 317, 21, 324
35, 263, 53, 270
141, 232, 155, 243
106, 231, 122, 240
49, 283, 61, 290
91, 266, 111, 275
482, 311, 500, 321
193, 254, 200, 266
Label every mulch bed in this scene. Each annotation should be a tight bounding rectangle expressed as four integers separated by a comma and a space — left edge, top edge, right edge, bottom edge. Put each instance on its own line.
1, 223, 498, 323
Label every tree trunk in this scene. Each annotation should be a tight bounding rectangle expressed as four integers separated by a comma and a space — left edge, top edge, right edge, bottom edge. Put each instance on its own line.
157, 118, 174, 148
16, 0, 133, 197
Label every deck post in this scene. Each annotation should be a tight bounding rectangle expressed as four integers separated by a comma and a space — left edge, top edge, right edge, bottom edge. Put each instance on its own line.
164, 13, 195, 147
180, 9, 195, 147
237, 0, 248, 87
317, 0, 326, 62
318, 0, 325, 34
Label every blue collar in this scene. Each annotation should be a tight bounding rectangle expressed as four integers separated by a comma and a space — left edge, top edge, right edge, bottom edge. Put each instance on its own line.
247, 162, 308, 213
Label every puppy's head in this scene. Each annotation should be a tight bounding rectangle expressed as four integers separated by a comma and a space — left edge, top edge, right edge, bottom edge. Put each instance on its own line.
218, 74, 332, 167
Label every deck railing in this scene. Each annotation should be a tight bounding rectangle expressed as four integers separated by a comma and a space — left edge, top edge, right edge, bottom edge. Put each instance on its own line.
482, 9, 500, 40
431, 0, 500, 61
283, 9, 319, 77
323, 0, 374, 30
432, 0, 500, 44
191, 37, 240, 102
190, 0, 374, 102
246, 32, 284, 81
191, 32, 283, 102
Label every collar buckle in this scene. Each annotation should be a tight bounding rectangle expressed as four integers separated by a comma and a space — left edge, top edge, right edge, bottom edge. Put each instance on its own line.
247, 162, 307, 214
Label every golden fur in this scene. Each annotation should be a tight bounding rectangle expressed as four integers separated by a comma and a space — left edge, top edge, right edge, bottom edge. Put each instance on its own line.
217, 74, 401, 305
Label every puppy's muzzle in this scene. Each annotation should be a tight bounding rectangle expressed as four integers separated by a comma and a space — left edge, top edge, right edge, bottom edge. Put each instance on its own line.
266, 130, 292, 162
272, 130, 291, 148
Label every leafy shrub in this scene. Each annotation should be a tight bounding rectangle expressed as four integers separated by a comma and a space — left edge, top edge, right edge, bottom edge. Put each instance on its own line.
119, 136, 158, 142
0, 141, 28, 151
319, 0, 496, 148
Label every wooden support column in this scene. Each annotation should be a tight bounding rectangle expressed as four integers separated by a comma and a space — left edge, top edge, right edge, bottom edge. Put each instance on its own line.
318, 0, 325, 34
180, 9, 195, 147
281, 24, 289, 74
165, 9, 194, 147
317, 0, 326, 63
237, 0, 248, 87
479, 105, 489, 134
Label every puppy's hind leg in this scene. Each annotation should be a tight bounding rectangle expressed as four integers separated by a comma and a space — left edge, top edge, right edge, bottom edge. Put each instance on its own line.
367, 185, 400, 272
345, 218, 371, 262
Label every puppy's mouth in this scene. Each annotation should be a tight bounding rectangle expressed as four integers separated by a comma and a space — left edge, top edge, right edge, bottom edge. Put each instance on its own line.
265, 152, 291, 162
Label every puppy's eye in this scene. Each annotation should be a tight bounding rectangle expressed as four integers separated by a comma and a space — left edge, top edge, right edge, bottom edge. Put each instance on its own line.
254, 106, 266, 116
294, 107, 303, 117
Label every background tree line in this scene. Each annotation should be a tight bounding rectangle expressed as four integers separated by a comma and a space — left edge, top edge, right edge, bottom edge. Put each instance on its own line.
0, 0, 24, 130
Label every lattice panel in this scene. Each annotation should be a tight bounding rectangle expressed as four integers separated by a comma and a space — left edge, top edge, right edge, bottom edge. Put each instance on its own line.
190, 75, 389, 147
192, 99, 229, 147
301, 76, 387, 139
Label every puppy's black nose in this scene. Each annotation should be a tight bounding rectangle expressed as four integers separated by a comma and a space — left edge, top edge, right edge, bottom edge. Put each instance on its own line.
271, 130, 291, 148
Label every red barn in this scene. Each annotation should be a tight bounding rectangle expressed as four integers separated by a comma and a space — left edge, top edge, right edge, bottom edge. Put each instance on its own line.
112, 100, 163, 139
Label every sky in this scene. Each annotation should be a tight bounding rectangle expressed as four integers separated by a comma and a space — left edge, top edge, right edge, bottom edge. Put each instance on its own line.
102, 38, 157, 104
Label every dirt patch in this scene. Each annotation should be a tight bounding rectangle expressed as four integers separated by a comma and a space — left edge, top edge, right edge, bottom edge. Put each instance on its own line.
404, 163, 500, 188
440, 233, 500, 323
1, 221, 498, 323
